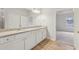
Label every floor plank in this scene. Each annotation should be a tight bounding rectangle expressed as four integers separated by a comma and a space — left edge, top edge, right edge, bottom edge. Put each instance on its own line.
32, 39, 74, 50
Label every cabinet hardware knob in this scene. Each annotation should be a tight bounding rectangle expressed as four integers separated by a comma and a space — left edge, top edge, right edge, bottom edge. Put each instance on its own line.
7, 39, 9, 41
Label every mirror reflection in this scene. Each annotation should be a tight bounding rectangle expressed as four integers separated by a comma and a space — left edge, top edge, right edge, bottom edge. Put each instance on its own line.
0, 8, 41, 32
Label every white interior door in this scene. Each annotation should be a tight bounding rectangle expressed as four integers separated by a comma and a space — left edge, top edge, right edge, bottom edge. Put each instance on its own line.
74, 9, 79, 49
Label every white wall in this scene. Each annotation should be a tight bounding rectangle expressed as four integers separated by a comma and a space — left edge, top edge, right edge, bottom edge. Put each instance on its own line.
56, 12, 73, 32
33, 8, 56, 41
0, 9, 4, 28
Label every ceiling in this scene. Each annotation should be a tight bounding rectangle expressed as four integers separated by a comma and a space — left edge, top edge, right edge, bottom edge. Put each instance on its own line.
56, 8, 72, 11
56, 8, 73, 14
25, 8, 73, 14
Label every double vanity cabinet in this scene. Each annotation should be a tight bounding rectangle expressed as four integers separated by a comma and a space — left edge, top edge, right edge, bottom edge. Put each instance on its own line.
0, 27, 47, 50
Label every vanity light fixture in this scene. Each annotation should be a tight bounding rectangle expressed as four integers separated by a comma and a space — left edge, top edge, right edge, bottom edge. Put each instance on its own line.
32, 8, 40, 14
25, 8, 41, 14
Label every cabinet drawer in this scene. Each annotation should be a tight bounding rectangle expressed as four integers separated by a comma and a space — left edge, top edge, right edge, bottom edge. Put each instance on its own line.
0, 35, 24, 50
8, 35, 18, 42
0, 36, 16, 44
0, 37, 8, 44
14, 33, 27, 40
0, 38, 24, 50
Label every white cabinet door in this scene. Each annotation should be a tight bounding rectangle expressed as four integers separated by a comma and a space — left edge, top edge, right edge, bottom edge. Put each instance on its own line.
0, 35, 24, 50
37, 29, 44, 43
36, 29, 42, 44
42, 28, 47, 39
31, 31, 38, 46
36, 28, 47, 44
25, 31, 36, 50
25, 29, 47, 50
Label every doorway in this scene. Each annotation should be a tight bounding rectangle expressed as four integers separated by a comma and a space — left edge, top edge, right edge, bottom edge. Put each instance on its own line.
56, 9, 74, 49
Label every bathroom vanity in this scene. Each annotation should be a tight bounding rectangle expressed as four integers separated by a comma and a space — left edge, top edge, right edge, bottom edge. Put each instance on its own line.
0, 26, 47, 50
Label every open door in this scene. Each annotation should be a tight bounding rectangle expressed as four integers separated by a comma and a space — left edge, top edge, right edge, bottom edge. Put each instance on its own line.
74, 8, 79, 49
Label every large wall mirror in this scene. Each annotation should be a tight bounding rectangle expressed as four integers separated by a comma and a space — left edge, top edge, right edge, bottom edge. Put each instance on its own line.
0, 8, 41, 32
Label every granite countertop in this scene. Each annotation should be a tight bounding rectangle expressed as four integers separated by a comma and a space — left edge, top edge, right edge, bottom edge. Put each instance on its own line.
0, 26, 46, 38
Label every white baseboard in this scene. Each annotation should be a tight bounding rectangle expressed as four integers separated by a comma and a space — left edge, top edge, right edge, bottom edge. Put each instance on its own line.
46, 37, 56, 41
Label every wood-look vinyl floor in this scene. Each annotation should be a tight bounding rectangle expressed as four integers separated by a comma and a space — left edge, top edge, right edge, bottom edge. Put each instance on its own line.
32, 39, 74, 50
